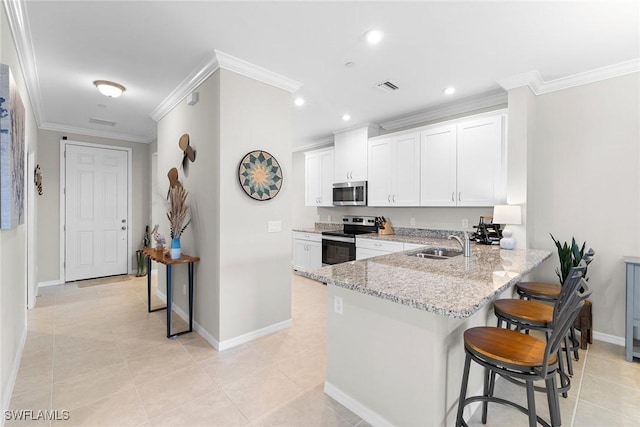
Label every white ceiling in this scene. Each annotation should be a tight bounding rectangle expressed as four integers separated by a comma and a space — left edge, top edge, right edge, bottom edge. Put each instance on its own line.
12, 1, 640, 148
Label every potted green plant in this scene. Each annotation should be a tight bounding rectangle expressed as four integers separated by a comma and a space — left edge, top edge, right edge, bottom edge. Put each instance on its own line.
550, 234, 591, 285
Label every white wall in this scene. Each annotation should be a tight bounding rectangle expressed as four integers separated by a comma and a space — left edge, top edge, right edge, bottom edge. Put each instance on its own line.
157, 68, 293, 345
36, 130, 151, 283
506, 85, 537, 248
528, 72, 640, 339
0, 6, 38, 414
157, 71, 222, 339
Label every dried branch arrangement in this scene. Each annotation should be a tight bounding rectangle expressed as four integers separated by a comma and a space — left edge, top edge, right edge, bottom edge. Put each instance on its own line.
167, 184, 191, 239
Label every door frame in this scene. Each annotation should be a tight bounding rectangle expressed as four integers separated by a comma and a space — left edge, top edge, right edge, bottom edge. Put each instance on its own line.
59, 139, 133, 283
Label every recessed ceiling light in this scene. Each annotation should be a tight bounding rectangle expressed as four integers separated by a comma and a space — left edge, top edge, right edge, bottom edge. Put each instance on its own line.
342, 114, 351, 121
93, 80, 126, 98
294, 97, 305, 106
364, 30, 384, 45
444, 87, 456, 95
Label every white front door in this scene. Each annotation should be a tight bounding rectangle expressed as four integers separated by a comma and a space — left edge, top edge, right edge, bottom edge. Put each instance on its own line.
65, 144, 128, 281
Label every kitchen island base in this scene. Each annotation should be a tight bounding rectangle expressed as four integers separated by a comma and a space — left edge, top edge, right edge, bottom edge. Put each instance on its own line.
325, 283, 510, 427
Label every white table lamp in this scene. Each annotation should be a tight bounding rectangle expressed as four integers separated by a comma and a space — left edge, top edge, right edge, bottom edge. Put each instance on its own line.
493, 205, 522, 250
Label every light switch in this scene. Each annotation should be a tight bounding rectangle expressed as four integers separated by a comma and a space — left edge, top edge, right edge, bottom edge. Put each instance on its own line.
268, 220, 282, 233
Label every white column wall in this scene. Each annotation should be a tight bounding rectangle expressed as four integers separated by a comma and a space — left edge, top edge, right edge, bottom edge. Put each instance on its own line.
528, 72, 640, 339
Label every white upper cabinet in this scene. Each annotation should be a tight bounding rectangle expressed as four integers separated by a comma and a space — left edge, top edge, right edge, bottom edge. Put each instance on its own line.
456, 115, 504, 206
334, 125, 379, 183
305, 148, 334, 207
367, 138, 393, 206
368, 132, 421, 207
420, 113, 506, 207
421, 125, 457, 206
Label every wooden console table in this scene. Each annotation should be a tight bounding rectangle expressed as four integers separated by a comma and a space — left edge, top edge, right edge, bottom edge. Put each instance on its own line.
142, 248, 200, 338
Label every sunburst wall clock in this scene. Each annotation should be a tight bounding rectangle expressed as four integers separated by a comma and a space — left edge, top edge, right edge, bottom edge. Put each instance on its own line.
238, 150, 283, 201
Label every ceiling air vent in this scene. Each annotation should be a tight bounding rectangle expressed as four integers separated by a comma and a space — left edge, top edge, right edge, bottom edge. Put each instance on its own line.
89, 117, 116, 127
376, 80, 400, 93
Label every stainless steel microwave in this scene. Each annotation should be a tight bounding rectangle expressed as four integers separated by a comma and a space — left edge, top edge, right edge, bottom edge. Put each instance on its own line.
333, 181, 367, 206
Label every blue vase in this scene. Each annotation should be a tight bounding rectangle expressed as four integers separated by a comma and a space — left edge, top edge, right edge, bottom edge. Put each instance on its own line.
170, 238, 181, 260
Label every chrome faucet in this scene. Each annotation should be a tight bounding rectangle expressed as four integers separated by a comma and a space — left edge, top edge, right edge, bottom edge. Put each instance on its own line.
449, 231, 471, 257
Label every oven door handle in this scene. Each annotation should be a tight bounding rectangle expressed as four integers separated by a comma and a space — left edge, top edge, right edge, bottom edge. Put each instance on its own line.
322, 236, 355, 244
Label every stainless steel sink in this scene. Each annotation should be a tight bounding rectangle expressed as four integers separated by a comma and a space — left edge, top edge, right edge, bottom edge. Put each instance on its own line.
412, 248, 463, 260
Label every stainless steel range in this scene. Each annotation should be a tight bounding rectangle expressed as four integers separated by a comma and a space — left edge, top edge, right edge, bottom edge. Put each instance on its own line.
321, 215, 378, 265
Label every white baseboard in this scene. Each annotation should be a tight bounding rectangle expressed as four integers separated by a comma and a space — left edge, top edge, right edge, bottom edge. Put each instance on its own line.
324, 380, 483, 427
324, 381, 394, 427
155, 289, 292, 352
37, 280, 61, 288
592, 330, 625, 347
2, 327, 27, 426
218, 318, 292, 351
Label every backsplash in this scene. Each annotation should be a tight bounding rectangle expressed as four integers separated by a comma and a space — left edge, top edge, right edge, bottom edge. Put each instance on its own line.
312, 222, 464, 239
394, 227, 464, 239
313, 221, 343, 231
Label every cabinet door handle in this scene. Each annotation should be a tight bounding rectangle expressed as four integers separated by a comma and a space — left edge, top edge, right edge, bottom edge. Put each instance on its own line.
392, 195, 395, 203
458, 192, 461, 201
451, 192, 454, 202
388, 195, 391, 202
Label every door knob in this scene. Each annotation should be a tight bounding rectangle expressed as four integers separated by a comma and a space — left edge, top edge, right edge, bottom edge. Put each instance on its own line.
121, 226, 127, 230
121, 219, 127, 223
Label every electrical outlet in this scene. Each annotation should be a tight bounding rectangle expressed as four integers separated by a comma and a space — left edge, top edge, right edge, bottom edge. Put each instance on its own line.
334, 296, 343, 315
328, 215, 332, 223
462, 219, 469, 229
182, 284, 187, 295
410, 218, 416, 226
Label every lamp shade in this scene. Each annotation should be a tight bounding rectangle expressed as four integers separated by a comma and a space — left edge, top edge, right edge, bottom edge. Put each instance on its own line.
493, 205, 521, 225
93, 80, 126, 98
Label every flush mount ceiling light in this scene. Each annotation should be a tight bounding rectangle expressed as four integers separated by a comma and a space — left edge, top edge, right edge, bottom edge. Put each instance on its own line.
93, 80, 126, 98
294, 97, 305, 106
444, 87, 456, 95
342, 114, 351, 121
364, 29, 384, 44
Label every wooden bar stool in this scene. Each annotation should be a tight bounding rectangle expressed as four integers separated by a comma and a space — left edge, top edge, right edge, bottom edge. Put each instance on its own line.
494, 250, 594, 394
515, 249, 595, 362
494, 297, 572, 397
456, 265, 591, 427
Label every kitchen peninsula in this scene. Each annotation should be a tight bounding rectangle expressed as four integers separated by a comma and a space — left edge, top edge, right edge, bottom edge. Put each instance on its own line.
303, 239, 551, 427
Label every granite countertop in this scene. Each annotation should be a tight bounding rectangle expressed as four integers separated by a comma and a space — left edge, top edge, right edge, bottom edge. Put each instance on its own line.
303, 240, 551, 319
293, 222, 343, 234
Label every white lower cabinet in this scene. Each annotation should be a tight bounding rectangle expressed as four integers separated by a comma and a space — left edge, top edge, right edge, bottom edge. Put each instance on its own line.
293, 232, 322, 272
403, 242, 426, 251
356, 238, 405, 260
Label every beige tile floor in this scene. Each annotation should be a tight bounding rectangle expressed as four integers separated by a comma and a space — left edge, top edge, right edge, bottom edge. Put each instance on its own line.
7, 273, 640, 426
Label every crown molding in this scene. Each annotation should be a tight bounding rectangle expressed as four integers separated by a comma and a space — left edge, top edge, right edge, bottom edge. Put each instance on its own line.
498, 59, 640, 95
3, 0, 46, 127
151, 50, 302, 122
214, 50, 302, 94
332, 122, 380, 135
149, 53, 221, 122
40, 122, 152, 144
292, 135, 334, 153
380, 92, 507, 131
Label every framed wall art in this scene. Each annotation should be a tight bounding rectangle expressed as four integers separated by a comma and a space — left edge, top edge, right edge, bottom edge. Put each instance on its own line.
238, 150, 282, 201
0, 64, 26, 229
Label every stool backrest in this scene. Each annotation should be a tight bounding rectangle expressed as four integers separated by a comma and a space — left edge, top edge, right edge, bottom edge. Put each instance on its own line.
540, 260, 592, 375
